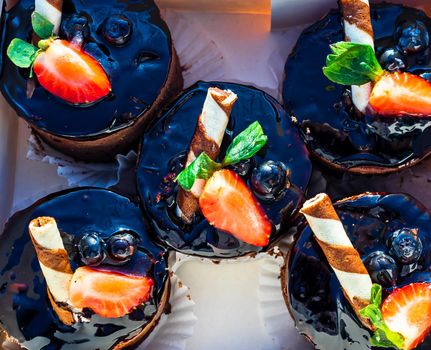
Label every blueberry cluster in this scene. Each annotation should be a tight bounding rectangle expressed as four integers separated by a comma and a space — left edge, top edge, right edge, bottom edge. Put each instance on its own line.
363, 228, 423, 287
378, 20, 430, 72
77, 231, 137, 266
61, 13, 133, 47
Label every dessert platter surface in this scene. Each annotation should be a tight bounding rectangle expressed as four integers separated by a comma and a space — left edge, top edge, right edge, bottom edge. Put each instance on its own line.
2, 0, 431, 350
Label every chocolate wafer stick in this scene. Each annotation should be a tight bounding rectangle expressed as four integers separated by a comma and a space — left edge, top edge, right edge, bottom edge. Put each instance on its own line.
300, 193, 373, 323
35, 0, 63, 34
28, 216, 75, 325
339, 0, 374, 113
177, 87, 238, 223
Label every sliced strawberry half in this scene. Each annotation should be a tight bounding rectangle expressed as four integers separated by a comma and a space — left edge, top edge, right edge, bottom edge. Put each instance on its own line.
370, 72, 431, 116
33, 39, 111, 104
69, 266, 153, 318
199, 169, 272, 246
382, 282, 431, 350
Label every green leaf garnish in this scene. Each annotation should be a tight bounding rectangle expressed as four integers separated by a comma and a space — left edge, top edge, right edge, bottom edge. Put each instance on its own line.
323, 42, 384, 86
31, 12, 55, 39
223, 121, 268, 166
360, 284, 405, 349
176, 121, 269, 191
6, 38, 38, 68
175, 152, 222, 191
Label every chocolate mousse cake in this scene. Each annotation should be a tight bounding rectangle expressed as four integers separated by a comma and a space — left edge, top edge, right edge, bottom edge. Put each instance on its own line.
284, 192, 431, 350
0, 188, 169, 350
283, 2, 431, 174
0, 0, 182, 161
137, 81, 312, 258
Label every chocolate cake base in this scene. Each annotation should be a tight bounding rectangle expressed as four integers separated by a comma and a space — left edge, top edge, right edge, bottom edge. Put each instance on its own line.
283, 193, 431, 350
283, 3, 431, 174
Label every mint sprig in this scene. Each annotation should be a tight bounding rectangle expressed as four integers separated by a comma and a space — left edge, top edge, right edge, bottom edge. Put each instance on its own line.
31, 12, 54, 39
360, 284, 405, 349
7, 12, 55, 73
176, 121, 268, 190
323, 42, 384, 86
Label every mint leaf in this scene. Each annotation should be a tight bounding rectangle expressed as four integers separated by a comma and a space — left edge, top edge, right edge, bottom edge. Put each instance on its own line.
323, 42, 384, 86
223, 121, 267, 166
7, 38, 38, 68
370, 283, 383, 306
360, 284, 404, 350
176, 153, 222, 191
31, 12, 54, 39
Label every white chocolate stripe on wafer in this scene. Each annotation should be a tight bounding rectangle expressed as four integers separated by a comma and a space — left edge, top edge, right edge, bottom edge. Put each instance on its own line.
300, 193, 373, 320
28, 217, 72, 304
340, 0, 374, 113
177, 88, 238, 223
35, 0, 63, 34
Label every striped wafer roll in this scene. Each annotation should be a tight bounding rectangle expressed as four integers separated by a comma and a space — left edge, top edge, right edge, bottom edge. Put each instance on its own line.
28, 216, 74, 325
300, 193, 373, 322
339, 0, 374, 113
35, 0, 63, 34
177, 87, 238, 223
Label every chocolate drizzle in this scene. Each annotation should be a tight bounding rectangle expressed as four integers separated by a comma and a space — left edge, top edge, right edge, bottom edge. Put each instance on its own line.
288, 193, 431, 349
0, 0, 172, 138
137, 81, 313, 258
0, 188, 168, 350
283, 3, 431, 172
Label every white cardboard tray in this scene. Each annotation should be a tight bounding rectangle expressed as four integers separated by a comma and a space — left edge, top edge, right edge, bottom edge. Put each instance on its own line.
1, 1, 430, 350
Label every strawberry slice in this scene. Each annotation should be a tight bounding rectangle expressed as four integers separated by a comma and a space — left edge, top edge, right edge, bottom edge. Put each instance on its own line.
69, 266, 153, 318
370, 72, 431, 116
382, 283, 431, 350
33, 39, 111, 104
199, 169, 272, 246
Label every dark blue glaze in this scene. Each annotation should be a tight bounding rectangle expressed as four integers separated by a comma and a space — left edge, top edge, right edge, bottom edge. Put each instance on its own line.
0, 0, 172, 137
288, 193, 431, 350
283, 3, 431, 170
0, 188, 168, 350
136, 81, 312, 258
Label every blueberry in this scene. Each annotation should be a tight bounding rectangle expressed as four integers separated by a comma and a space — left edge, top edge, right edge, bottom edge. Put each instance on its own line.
229, 157, 255, 177
378, 48, 406, 72
61, 14, 90, 41
78, 233, 105, 266
387, 228, 423, 265
363, 251, 398, 287
102, 15, 132, 46
396, 20, 430, 54
251, 161, 289, 200
107, 232, 136, 262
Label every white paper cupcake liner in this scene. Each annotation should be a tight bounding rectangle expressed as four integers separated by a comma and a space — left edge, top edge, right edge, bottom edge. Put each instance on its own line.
257, 247, 313, 350
139, 273, 197, 350
26, 9, 226, 188
161, 10, 226, 88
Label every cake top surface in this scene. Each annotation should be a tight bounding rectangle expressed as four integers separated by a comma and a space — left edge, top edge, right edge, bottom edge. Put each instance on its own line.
0, 0, 172, 137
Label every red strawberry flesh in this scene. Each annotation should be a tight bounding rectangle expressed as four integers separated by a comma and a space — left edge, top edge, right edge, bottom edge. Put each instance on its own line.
199, 169, 272, 247
69, 266, 153, 318
370, 72, 431, 116
382, 282, 431, 350
33, 39, 111, 104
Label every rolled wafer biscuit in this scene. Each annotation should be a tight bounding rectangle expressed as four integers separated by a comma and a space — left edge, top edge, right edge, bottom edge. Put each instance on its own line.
300, 193, 373, 323
339, 0, 374, 113
177, 87, 238, 223
35, 0, 63, 34
28, 216, 74, 325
